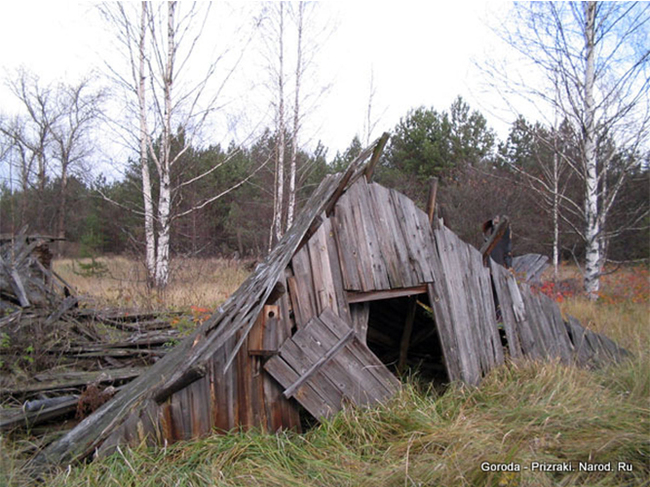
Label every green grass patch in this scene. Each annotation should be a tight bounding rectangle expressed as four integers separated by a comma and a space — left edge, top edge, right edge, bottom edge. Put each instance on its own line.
37, 353, 648, 487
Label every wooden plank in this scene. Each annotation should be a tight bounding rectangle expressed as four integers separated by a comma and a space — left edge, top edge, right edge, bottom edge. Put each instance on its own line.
464, 244, 504, 375
321, 215, 352, 323
480, 217, 510, 265
347, 285, 428, 304
330, 212, 362, 291
342, 336, 401, 393
283, 328, 354, 397
363, 132, 389, 181
427, 281, 461, 383
1, 366, 146, 398
349, 302, 370, 343
316, 308, 399, 397
512, 254, 549, 283
388, 190, 436, 284
188, 376, 210, 437
353, 180, 391, 290
264, 355, 338, 419
564, 316, 595, 366
331, 190, 366, 291
0, 396, 78, 431
236, 335, 254, 429
431, 226, 482, 385
368, 185, 415, 288
488, 260, 524, 359
265, 309, 398, 418
307, 219, 339, 316
426, 177, 439, 225
327, 340, 397, 405
398, 297, 418, 373
265, 313, 346, 417
290, 246, 318, 328
344, 183, 378, 291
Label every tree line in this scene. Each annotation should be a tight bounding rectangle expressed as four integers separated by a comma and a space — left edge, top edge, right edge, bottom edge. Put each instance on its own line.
0, 2, 648, 299
1, 93, 646, 266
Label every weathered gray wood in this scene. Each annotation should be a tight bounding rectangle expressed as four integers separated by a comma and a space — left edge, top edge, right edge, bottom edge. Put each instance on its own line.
512, 254, 550, 283
1, 366, 146, 398
322, 216, 352, 323
0, 396, 78, 431
289, 246, 317, 328
369, 185, 415, 288
347, 285, 428, 304
488, 260, 524, 359
428, 225, 504, 385
265, 308, 398, 419
349, 302, 369, 343
363, 132, 390, 181
307, 219, 340, 316
283, 328, 354, 397
32, 138, 378, 467
426, 177, 439, 225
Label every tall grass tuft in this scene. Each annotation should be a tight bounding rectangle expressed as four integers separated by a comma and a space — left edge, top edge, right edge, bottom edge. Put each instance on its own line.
42, 350, 648, 487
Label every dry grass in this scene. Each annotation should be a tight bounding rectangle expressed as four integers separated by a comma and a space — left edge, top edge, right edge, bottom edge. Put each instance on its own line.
53, 256, 251, 311
3, 261, 648, 486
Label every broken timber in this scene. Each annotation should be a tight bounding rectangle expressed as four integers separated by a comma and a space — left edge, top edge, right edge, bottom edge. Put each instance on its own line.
32, 134, 630, 470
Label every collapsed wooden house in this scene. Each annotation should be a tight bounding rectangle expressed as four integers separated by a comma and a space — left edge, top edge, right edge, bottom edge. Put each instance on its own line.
32, 135, 628, 469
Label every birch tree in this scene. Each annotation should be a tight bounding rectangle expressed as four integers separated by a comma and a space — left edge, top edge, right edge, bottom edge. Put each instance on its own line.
486, 2, 650, 299
270, 2, 287, 247
265, 2, 329, 247
99, 2, 260, 288
499, 117, 577, 279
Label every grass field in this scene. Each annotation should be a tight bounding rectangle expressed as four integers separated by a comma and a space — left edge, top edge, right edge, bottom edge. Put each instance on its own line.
2, 259, 648, 486
52, 256, 251, 310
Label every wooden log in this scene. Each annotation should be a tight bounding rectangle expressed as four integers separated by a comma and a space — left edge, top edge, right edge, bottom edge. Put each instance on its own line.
398, 296, 417, 373
0, 396, 79, 431
480, 216, 510, 265
1, 366, 146, 399
363, 132, 390, 181
347, 285, 428, 304
426, 177, 439, 226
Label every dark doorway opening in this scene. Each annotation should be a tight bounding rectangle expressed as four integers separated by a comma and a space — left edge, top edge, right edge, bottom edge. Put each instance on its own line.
358, 293, 449, 386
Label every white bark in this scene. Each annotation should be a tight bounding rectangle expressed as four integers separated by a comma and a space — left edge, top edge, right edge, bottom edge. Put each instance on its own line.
552, 150, 560, 280
272, 3, 286, 246
485, 2, 649, 299
582, 2, 600, 300
152, 1, 176, 289
286, 2, 304, 230
99, 2, 258, 288
138, 2, 156, 282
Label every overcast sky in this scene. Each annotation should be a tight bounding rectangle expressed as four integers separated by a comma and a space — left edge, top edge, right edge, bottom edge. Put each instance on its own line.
0, 1, 514, 163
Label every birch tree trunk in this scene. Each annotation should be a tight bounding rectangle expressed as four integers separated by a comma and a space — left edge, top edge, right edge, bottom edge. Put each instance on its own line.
138, 1, 156, 283
582, 1, 600, 300
153, 1, 176, 289
552, 151, 560, 280
272, 3, 286, 246
286, 2, 305, 230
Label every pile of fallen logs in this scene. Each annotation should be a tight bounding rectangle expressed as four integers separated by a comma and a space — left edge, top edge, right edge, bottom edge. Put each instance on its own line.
0, 233, 187, 440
